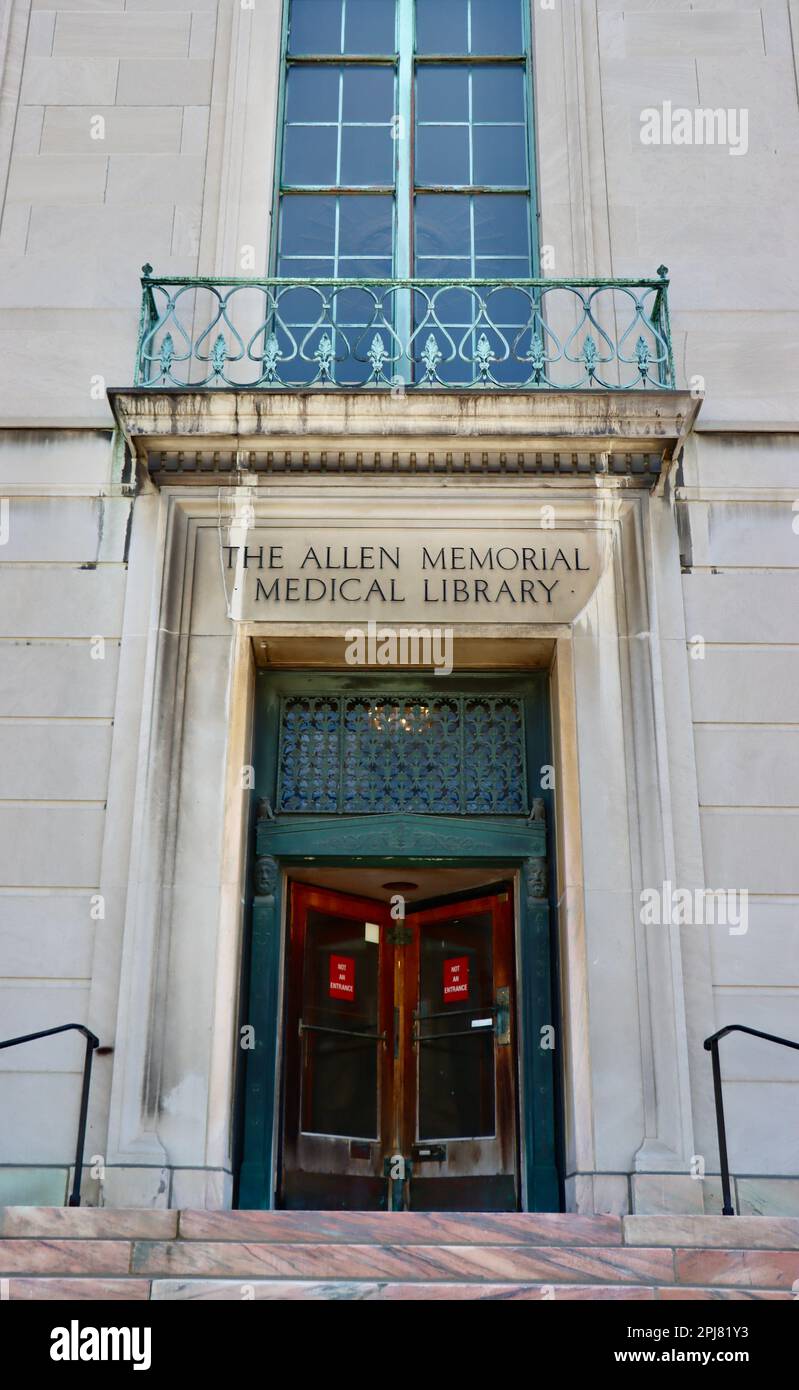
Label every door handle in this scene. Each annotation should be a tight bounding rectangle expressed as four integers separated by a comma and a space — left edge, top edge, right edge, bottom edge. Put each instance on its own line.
495, 986, 511, 1045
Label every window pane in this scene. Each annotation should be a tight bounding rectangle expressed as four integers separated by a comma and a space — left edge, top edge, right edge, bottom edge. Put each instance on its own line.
415, 257, 471, 279
341, 125, 395, 185
474, 277, 532, 336
416, 66, 468, 122
338, 257, 393, 280
279, 195, 337, 256
427, 282, 477, 324
473, 125, 527, 186
470, 0, 523, 55
344, 0, 396, 54
286, 65, 340, 122
333, 284, 382, 323
416, 125, 470, 185
472, 66, 525, 122
342, 66, 395, 122
289, 0, 343, 54
415, 194, 471, 258
283, 125, 338, 185
473, 194, 529, 257
274, 283, 330, 325
276, 256, 336, 279
416, 0, 468, 54
338, 195, 394, 255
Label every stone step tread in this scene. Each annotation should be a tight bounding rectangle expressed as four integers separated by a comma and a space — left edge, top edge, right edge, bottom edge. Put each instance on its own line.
152, 1279, 659, 1300
178, 1210, 623, 1246
7, 1277, 792, 1301
130, 1241, 676, 1283
674, 1248, 799, 1289
0, 1240, 132, 1276
8, 1278, 151, 1300
623, 1215, 799, 1249
0, 1208, 177, 1240
3, 1209, 796, 1251
149, 1280, 793, 1302
660, 1287, 793, 1301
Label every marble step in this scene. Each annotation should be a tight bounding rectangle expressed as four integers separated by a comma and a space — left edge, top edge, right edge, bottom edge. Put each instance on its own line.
624, 1215, 799, 1249
0, 1207, 177, 1239
178, 1210, 622, 1245
4, 1275, 795, 1301
130, 1240, 676, 1283
149, 1280, 794, 1301
3, 1209, 797, 1249
3, 1236, 799, 1288
2, 1209, 798, 1299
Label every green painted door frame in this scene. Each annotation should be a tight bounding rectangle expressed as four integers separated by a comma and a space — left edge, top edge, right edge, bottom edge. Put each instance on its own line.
236, 671, 561, 1212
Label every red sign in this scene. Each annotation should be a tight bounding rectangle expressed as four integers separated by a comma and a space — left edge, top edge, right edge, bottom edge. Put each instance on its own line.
329, 954, 355, 1001
443, 956, 469, 1003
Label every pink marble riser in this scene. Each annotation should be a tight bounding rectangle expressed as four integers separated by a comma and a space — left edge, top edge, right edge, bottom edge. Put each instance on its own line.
0, 1208, 178, 1240
6, 1276, 795, 1301
624, 1216, 799, 1250
151, 1280, 658, 1301
10, 1278, 150, 1300
2, 1210, 796, 1251
177, 1210, 623, 1246
659, 1287, 792, 1301
675, 1250, 799, 1289
0, 1240, 132, 1275
131, 1242, 674, 1283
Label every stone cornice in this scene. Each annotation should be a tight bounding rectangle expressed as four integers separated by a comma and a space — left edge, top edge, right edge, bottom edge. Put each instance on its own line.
108, 388, 701, 488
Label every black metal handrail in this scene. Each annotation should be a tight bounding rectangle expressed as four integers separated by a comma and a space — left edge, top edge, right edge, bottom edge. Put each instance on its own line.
704, 1025, 799, 1215
0, 1024, 100, 1207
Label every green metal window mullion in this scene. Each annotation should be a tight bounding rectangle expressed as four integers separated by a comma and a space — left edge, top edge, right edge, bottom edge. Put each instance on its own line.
394, 0, 413, 381
523, 0, 541, 277
268, 0, 292, 276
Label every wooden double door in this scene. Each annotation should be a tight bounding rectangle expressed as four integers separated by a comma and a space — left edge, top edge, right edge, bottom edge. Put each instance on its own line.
280, 881, 519, 1211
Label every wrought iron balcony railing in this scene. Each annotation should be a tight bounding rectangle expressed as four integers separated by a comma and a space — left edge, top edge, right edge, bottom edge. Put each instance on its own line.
134, 265, 675, 393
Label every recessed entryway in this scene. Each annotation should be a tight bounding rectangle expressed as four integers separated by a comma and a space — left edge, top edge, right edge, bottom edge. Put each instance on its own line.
237, 668, 562, 1215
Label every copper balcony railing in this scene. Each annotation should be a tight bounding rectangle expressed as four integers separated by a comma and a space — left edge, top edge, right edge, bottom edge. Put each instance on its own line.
134, 264, 676, 392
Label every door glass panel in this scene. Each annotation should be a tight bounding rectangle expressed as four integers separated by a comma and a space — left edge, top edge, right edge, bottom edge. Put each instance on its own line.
417, 910, 495, 1139
301, 908, 380, 1139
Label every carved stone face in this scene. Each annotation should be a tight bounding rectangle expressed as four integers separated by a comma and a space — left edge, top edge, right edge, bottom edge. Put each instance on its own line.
527, 857, 548, 899
254, 856, 278, 896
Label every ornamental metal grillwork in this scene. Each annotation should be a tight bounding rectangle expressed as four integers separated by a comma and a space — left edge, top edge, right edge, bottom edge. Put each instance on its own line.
135, 268, 676, 391
276, 694, 527, 814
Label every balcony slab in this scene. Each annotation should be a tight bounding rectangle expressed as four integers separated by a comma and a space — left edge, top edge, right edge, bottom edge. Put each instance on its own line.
109, 387, 700, 487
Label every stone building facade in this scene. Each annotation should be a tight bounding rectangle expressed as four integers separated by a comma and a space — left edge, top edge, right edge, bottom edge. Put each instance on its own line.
0, 0, 797, 1217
